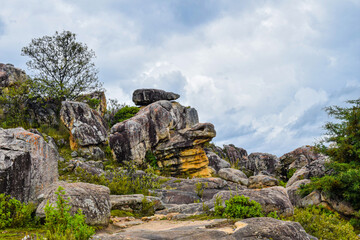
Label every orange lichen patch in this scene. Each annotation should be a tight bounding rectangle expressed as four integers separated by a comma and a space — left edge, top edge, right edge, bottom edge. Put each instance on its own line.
193, 139, 210, 145
69, 133, 78, 150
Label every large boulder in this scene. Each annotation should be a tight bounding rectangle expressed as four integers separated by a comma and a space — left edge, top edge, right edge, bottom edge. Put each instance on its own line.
204, 148, 230, 173
248, 174, 279, 189
277, 146, 327, 180
286, 159, 328, 187
36, 181, 111, 226
233, 217, 316, 240
222, 144, 248, 169
60, 101, 108, 150
0, 128, 58, 203
218, 168, 248, 186
247, 152, 279, 176
215, 187, 294, 216
110, 100, 215, 177
132, 88, 180, 106
0, 63, 27, 88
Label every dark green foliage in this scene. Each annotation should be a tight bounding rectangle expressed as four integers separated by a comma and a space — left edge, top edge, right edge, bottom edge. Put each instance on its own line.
213, 195, 225, 217
0, 194, 36, 229
86, 98, 100, 109
317, 99, 360, 164
285, 206, 358, 240
0, 79, 33, 128
287, 168, 297, 180
223, 195, 264, 219
140, 196, 155, 216
112, 105, 139, 125
43, 187, 95, 240
299, 99, 360, 210
144, 150, 158, 169
21, 31, 102, 101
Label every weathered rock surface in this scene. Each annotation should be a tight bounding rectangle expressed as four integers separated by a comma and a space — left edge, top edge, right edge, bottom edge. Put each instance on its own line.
132, 88, 180, 106
215, 187, 294, 216
110, 100, 215, 177
78, 91, 107, 116
67, 158, 105, 176
92, 218, 316, 240
286, 179, 311, 206
248, 174, 279, 189
222, 144, 249, 169
110, 194, 165, 212
277, 146, 326, 180
0, 128, 58, 203
205, 148, 230, 173
0, 63, 27, 88
233, 217, 316, 240
36, 181, 111, 226
247, 152, 279, 175
158, 177, 246, 203
218, 168, 248, 186
60, 101, 108, 150
286, 159, 328, 187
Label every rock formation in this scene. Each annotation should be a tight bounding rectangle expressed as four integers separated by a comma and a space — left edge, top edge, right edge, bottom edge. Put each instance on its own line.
36, 181, 111, 226
0, 63, 27, 88
132, 89, 180, 106
60, 101, 108, 150
0, 128, 59, 202
110, 97, 215, 177
78, 91, 107, 116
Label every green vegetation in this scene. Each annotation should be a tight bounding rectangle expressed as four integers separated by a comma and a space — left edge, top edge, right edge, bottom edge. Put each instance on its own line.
41, 187, 95, 240
287, 168, 297, 180
285, 206, 358, 240
73, 163, 165, 196
299, 99, 360, 211
0, 194, 37, 229
21, 30, 102, 102
195, 182, 207, 199
223, 195, 263, 219
144, 150, 158, 169
111, 105, 139, 126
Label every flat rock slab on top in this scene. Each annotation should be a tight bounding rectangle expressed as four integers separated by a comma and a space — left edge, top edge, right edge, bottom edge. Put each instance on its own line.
132, 89, 180, 106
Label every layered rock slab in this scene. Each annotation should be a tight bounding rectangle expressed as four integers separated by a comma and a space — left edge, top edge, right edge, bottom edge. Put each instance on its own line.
36, 181, 111, 226
60, 101, 108, 150
110, 100, 215, 177
0, 128, 58, 202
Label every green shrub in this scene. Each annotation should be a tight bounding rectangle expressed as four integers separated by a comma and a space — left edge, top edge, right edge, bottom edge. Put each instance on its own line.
144, 150, 158, 169
75, 163, 163, 195
213, 195, 225, 217
140, 196, 155, 217
112, 105, 139, 125
287, 168, 297, 180
42, 187, 95, 240
223, 195, 264, 219
285, 206, 358, 240
86, 98, 100, 109
0, 193, 36, 229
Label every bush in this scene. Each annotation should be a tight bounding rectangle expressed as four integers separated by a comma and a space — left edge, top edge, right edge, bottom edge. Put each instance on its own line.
42, 187, 95, 240
285, 206, 358, 240
112, 105, 139, 125
0, 194, 36, 229
75, 163, 164, 195
223, 195, 264, 219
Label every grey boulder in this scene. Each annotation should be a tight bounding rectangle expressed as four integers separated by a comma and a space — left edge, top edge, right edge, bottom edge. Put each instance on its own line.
36, 181, 111, 226
218, 168, 248, 186
132, 88, 180, 106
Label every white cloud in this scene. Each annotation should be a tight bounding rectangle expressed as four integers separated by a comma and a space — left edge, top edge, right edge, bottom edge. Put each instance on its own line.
0, 0, 359, 156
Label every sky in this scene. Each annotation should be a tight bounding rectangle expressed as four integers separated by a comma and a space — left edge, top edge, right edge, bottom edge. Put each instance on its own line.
1, 0, 360, 156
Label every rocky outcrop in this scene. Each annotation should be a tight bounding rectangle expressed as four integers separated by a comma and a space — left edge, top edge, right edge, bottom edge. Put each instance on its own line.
78, 91, 107, 116
204, 148, 230, 173
132, 89, 180, 106
215, 187, 294, 216
0, 128, 58, 203
110, 194, 165, 212
36, 181, 111, 226
286, 159, 328, 187
110, 100, 215, 177
0, 63, 27, 88
218, 168, 248, 186
233, 217, 316, 240
277, 146, 326, 180
60, 101, 108, 150
248, 174, 279, 189
222, 144, 248, 169
247, 152, 279, 176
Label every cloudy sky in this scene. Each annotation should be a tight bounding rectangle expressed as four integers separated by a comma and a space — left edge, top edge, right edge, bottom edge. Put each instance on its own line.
1, 0, 359, 156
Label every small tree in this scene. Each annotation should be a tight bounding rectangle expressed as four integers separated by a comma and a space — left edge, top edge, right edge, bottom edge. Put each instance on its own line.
21, 31, 102, 101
